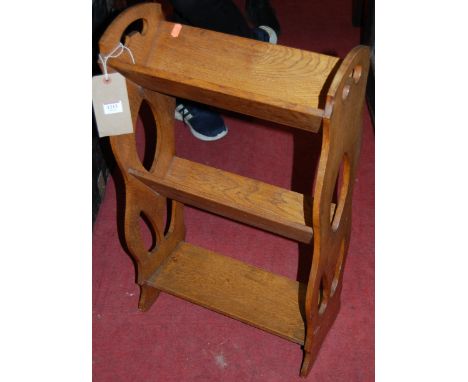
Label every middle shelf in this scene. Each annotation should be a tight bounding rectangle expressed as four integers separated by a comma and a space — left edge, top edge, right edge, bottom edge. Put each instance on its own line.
130, 156, 327, 243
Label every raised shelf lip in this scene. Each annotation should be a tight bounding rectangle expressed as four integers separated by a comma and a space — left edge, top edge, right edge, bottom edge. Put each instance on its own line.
112, 60, 326, 132
108, 19, 340, 133
147, 241, 306, 345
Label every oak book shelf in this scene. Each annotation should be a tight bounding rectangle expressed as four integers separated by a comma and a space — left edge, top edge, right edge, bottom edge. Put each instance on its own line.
98, 3, 370, 377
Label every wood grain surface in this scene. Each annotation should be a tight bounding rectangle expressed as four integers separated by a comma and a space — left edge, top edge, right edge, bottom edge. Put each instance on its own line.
130, 156, 316, 243
105, 15, 339, 132
300, 46, 370, 376
98, 4, 370, 377
148, 242, 306, 344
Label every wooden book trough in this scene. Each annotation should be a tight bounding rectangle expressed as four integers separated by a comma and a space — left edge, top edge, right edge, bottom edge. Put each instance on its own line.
98, 3, 370, 377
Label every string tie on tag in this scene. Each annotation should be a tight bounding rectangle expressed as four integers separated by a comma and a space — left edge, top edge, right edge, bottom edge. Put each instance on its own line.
98, 43, 135, 81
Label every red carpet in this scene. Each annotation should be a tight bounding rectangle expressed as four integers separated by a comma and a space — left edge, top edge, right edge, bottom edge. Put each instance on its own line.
93, 0, 374, 380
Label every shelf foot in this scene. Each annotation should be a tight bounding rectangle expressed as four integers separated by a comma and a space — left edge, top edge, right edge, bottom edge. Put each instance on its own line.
138, 284, 160, 312
300, 350, 312, 377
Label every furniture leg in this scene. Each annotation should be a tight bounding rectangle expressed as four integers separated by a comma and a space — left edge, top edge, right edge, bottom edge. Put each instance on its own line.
138, 284, 161, 312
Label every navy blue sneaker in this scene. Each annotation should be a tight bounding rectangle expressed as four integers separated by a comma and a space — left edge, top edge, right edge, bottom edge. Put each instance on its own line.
246, 0, 281, 37
174, 25, 276, 141
175, 101, 228, 141
252, 25, 278, 44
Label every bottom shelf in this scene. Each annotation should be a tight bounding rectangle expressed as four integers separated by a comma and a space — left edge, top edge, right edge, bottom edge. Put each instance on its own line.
147, 242, 306, 345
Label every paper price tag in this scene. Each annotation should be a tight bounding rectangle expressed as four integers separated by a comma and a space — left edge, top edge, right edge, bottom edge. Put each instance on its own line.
92, 72, 133, 137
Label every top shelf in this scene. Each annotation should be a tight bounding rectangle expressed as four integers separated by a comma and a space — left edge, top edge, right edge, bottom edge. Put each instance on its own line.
109, 20, 340, 132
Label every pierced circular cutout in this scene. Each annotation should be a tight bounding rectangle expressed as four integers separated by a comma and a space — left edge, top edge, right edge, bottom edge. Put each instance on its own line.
139, 212, 156, 252
342, 84, 351, 100
330, 239, 346, 296
350, 65, 362, 84
163, 198, 174, 238
135, 100, 158, 171
330, 154, 351, 232
318, 277, 328, 315
120, 19, 147, 44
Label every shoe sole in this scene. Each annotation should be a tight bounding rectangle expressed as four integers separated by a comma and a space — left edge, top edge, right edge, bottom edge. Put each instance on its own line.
175, 110, 228, 141
175, 110, 183, 122
258, 25, 278, 44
